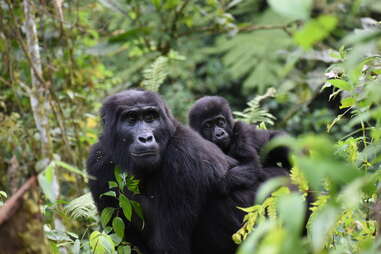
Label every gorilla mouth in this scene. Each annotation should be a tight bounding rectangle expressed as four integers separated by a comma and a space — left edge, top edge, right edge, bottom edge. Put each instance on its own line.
215, 137, 230, 150
131, 151, 158, 157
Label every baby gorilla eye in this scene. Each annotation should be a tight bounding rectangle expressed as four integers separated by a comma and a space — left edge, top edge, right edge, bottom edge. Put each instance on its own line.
217, 118, 225, 127
204, 122, 213, 128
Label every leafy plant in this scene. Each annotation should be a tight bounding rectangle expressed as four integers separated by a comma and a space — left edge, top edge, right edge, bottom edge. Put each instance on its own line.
89, 166, 143, 253
234, 88, 277, 126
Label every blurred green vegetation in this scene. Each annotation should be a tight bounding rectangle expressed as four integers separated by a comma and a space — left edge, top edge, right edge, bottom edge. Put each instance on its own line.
0, 0, 380, 253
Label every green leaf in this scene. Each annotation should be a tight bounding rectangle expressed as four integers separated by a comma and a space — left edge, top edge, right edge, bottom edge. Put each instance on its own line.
141, 56, 169, 92
108, 181, 118, 189
38, 162, 58, 203
54, 160, 89, 179
117, 246, 131, 254
256, 177, 289, 204
151, 0, 161, 9
268, 0, 312, 20
294, 15, 338, 49
72, 239, 80, 254
114, 166, 126, 190
110, 233, 122, 246
340, 97, 356, 109
65, 193, 97, 220
101, 191, 117, 198
101, 207, 115, 228
310, 205, 340, 252
0, 191, 7, 199
237, 221, 276, 254
112, 217, 125, 239
277, 193, 306, 235
119, 194, 132, 221
89, 231, 115, 254
328, 79, 352, 91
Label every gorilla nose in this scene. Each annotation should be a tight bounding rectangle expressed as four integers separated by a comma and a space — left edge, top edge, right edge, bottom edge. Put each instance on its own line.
137, 134, 155, 144
216, 130, 226, 139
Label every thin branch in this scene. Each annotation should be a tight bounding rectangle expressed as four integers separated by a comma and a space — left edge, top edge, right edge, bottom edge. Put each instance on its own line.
178, 21, 299, 37
0, 176, 37, 225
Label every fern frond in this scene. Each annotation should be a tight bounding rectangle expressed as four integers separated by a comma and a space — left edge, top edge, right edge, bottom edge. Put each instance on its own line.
65, 193, 97, 221
216, 10, 292, 93
290, 166, 309, 194
233, 88, 277, 125
306, 194, 330, 234
141, 56, 169, 92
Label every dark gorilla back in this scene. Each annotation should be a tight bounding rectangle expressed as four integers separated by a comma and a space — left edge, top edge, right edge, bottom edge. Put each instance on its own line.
87, 89, 257, 254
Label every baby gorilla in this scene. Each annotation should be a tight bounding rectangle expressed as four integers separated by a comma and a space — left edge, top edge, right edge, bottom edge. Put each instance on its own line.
188, 96, 291, 179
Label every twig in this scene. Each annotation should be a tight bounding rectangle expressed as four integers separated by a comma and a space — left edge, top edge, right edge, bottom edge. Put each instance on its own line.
0, 176, 37, 225
178, 21, 299, 37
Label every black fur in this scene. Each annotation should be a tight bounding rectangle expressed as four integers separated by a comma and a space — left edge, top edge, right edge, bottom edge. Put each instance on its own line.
87, 90, 258, 254
188, 96, 314, 235
188, 96, 291, 179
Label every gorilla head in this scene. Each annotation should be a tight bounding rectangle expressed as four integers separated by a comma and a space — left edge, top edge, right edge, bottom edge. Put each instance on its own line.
100, 89, 177, 176
188, 96, 234, 152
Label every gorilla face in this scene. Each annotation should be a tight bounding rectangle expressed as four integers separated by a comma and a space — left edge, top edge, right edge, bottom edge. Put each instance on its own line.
101, 90, 176, 176
188, 96, 235, 153
118, 105, 162, 168
201, 114, 232, 152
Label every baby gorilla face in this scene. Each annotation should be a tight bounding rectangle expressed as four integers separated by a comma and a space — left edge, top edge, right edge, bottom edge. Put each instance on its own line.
201, 115, 231, 152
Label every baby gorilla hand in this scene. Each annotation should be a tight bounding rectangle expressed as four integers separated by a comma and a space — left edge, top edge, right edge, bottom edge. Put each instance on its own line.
218, 165, 262, 195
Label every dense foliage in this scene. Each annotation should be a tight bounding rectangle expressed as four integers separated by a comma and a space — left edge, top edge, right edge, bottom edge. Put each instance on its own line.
0, 0, 380, 253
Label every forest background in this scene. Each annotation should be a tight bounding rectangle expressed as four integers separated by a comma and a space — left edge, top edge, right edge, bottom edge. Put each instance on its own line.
0, 0, 381, 253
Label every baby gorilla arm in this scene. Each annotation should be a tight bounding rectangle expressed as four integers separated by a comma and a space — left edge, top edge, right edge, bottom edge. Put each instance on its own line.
217, 121, 267, 194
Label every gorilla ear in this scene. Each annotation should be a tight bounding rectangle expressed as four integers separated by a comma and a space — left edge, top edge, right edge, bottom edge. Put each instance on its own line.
100, 107, 107, 127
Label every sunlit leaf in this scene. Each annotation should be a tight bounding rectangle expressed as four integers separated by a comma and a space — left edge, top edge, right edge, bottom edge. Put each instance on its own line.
268, 0, 312, 20
112, 217, 125, 239
256, 177, 289, 204
101, 207, 115, 228
310, 205, 340, 252
117, 245, 131, 254
294, 15, 338, 49
328, 79, 352, 91
278, 193, 306, 235
89, 231, 115, 254
119, 194, 132, 221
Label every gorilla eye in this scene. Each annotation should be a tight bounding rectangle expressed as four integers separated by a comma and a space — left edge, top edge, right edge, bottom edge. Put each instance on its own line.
217, 119, 225, 127
123, 112, 137, 124
204, 122, 212, 128
144, 111, 159, 123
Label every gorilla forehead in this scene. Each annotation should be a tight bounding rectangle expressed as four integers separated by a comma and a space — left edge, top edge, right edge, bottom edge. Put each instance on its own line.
189, 96, 233, 124
103, 89, 165, 108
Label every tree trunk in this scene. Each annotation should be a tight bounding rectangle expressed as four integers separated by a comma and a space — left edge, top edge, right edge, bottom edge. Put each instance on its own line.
0, 0, 52, 252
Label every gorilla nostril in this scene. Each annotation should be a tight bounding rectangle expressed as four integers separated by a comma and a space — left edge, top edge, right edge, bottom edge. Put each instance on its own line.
216, 131, 224, 137
138, 134, 154, 143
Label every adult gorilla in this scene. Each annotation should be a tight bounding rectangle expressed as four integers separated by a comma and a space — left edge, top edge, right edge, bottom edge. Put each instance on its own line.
188, 96, 291, 178
87, 90, 259, 254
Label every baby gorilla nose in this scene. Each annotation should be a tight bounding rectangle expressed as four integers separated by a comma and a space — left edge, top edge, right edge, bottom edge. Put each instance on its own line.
215, 128, 226, 139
